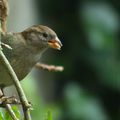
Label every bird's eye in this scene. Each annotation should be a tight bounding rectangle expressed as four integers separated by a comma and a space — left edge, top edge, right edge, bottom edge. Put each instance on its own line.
43, 33, 48, 38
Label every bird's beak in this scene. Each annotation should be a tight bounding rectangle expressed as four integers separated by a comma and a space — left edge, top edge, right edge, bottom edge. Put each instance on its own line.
48, 37, 62, 50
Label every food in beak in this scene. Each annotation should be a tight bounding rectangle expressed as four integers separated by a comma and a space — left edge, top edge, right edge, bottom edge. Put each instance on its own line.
48, 37, 62, 50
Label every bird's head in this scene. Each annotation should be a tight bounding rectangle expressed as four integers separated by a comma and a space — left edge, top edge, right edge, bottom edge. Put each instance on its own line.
21, 25, 62, 51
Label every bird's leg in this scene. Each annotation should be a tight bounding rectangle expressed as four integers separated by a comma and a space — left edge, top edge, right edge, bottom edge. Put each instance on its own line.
0, 88, 20, 120
0, 88, 21, 106
0, 96, 21, 105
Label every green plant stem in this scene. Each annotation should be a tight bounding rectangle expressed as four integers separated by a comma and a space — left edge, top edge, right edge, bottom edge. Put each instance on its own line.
5, 104, 19, 120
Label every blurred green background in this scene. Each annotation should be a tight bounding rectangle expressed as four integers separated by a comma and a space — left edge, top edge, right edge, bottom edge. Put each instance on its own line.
5, 0, 120, 120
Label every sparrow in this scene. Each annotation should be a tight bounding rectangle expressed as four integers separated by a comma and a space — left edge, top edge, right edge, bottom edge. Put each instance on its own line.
0, 25, 62, 88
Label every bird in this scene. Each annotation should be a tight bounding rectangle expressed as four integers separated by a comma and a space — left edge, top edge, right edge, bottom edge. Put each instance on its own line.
0, 25, 62, 88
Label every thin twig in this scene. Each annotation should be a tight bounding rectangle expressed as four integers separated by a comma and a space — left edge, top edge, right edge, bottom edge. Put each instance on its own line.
36, 63, 64, 72
0, 34, 18, 120
1, 42, 12, 49
0, 51, 32, 120
0, 89, 18, 120
0, 0, 32, 120
5, 104, 19, 120
0, 1, 18, 119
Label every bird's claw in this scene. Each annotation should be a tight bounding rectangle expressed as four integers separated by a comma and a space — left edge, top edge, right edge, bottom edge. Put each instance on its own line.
24, 101, 32, 110
0, 95, 21, 106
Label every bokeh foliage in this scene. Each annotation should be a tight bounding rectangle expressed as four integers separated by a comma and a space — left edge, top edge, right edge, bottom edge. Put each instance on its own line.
34, 0, 120, 120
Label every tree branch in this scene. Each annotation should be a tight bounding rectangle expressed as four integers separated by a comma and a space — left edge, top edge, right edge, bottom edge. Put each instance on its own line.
0, 0, 32, 120
36, 63, 64, 72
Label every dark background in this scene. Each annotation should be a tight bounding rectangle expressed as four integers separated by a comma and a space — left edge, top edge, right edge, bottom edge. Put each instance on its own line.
31, 0, 120, 120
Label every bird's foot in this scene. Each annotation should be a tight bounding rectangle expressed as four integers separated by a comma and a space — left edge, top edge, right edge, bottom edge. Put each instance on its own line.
0, 95, 21, 107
